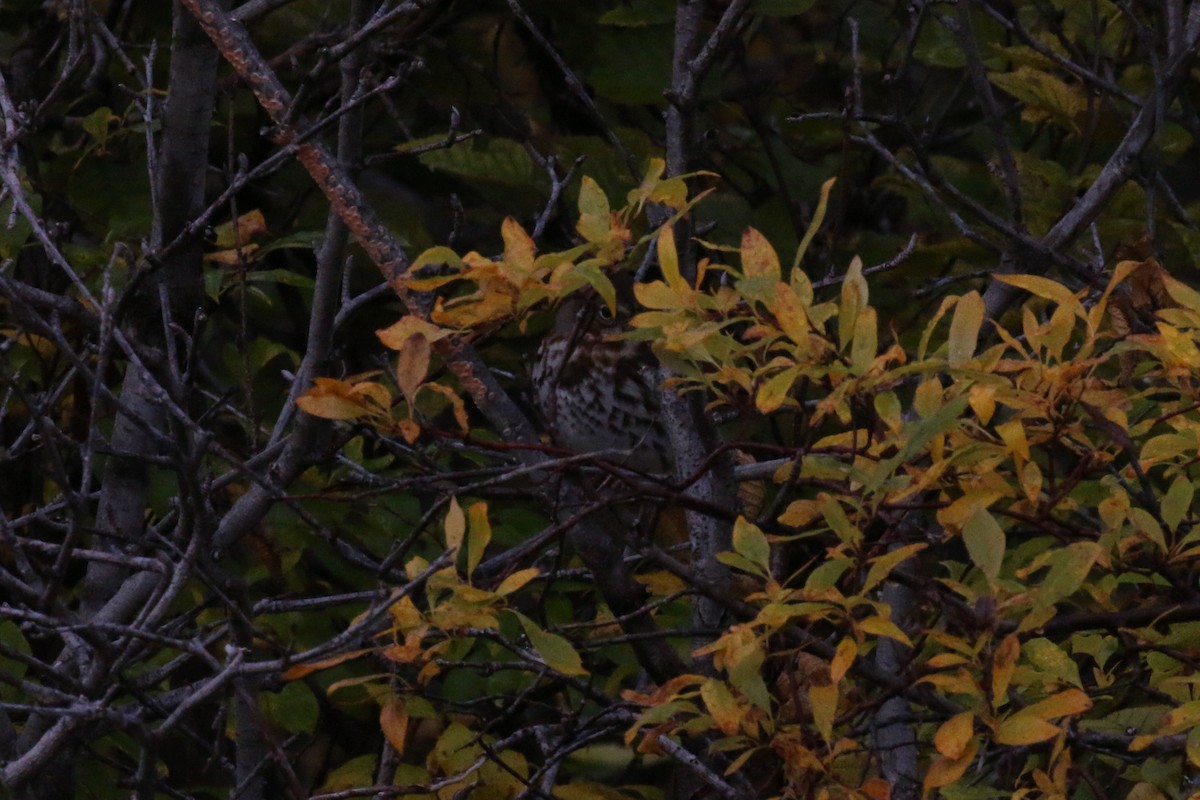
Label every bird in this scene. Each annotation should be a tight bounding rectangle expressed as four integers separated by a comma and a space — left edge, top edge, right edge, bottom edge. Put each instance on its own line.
531, 289, 672, 474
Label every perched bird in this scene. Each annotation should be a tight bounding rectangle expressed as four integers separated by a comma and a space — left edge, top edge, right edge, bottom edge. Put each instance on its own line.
532, 290, 672, 473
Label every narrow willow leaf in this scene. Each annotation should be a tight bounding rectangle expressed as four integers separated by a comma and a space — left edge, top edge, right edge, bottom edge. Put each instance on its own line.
837, 256, 867, 353
996, 273, 1086, 321
792, 176, 836, 272
444, 497, 465, 556
466, 502, 491, 578
809, 681, 838, 744
947, 291, 984, 366
862, 543, 926, 594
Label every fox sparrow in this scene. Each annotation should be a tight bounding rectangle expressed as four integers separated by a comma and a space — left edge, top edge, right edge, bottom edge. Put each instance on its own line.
532, 291, 672, 473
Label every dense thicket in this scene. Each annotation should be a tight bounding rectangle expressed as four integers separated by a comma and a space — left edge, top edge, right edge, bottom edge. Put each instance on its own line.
3, 2, 1200, 799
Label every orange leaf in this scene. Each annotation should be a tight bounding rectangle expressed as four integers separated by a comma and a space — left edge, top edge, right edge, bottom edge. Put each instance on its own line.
830, 637, 857, 683
379, 696, 409, 754
923, 738, 978, 791
296, 378, 372, 420
935, 711, 975, 759
396, 332, 431, 402
1020, 688, 1093, 722
991, 634, 1019, 709
281, 648, 371, 680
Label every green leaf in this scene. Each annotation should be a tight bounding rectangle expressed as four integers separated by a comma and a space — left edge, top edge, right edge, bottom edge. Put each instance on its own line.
597, 0, 675, 26
1023, 638, 1082, 688
419, 137, 535, 187
989, 67, 1085, 131
260, 682, 319, 734
821, 495, 861, 546
749, 0, 816, 18
1161, 476, 1193, 532
756, 367, 798, 413
732, 516, 771, 575
963, 508, 1005, 582
466, 502, 491, 578
246, 268, 316, 289
700, 678, 743, 735
1035, 542, 1100, 606
511, 611, 587, 676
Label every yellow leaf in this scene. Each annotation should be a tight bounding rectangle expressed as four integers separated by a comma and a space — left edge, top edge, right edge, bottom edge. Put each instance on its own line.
1020, 460, 1043, 505
809, 681, 838, 744
850, 306, 877, 375
838, 256, 867, 353
635, 570, 688, 596
996, 274, 1086, 322
968, 382, 996, 425
996, 419, 1030, 462
1124, 783, 1168, 800
756, 367, 798, 413
938, 489, 1003, 531
296, 377, 373, 421
495, 567, 540, 596
862, 543, 926, 593
778, 499, 822, 527
212, 208, 267, 247
377, 315, 452, 350
420, 382, 469, 432
700, 678, 743, 735
858, 615, 912, 646
576, 176, 612, 244
501, 216, 535, 281
991, 635, 1020, 709
657, 224, 685, 292
935, 711, 975, 759
769, 282, 811, 353
395, 332, 430, 402
994, 714, 1061, 746
741, 227, 781, 279
444, 497, 465, 556
466, 501, 491, 578
830, 637, 857, 683
948, 291, 985, 366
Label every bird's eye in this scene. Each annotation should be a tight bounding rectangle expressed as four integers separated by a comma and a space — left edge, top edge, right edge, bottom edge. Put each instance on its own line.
597, 304, 616, 321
